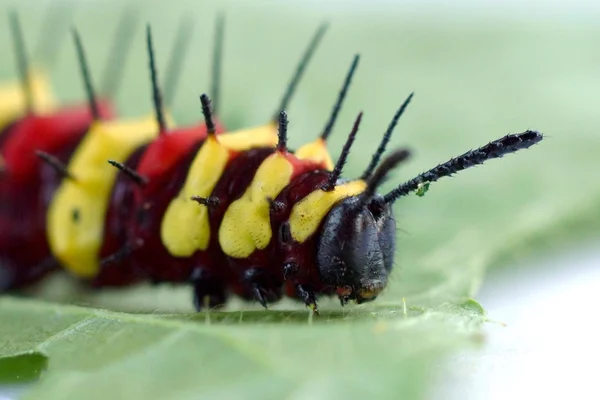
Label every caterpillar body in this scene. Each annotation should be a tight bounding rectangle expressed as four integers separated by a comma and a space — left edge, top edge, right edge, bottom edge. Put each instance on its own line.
0, 13, 543, 312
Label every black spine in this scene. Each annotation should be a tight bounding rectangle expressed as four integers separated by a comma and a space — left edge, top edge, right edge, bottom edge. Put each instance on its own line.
146, 25, 167, 133
361, 148, 411, 203
163, 14, 194, 107
277, 111, 288, 152
361, 92, 414, 180
99, 4, 140, 98
9, 11, 33, 114
199, 94, 216, 135
383, 130, 543, 203
35, 150, 75, 181
273, 21, 329, 120
34, 1, 77, 70
107, 160, 149, 186
211, 13, 225, 114
321, 54, 360, 140
321, 112, 363, 191
72, 28, 100, 120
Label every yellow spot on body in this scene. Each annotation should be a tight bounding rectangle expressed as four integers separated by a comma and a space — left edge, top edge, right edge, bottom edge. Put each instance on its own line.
289, 180, 367, 243
161, 136, 229, 256
160, 122, 278, 258
47, 115, 161, 278
217, 121, 278, 150
295, 138, 334, 170
0, 70, 54, 132
219, 153, 294, 258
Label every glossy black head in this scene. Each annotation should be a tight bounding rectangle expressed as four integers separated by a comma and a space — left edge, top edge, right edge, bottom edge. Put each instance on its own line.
317, 194, 396, 303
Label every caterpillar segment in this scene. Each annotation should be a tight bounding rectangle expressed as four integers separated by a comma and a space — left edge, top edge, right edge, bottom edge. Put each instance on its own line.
0, 28, 116, 290
92, 21, 335, 288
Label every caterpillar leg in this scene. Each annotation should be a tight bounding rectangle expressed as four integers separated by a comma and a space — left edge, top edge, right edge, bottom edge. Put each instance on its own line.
0, 261, 15, 292
242, 267, 282, 309
191, 267, 227, 311
295, 283, 319, 314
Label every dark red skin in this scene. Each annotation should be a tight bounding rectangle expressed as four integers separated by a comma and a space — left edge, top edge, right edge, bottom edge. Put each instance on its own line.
0, 100, 116, 291
93, 119, 226, 287
96, 134, 332, 308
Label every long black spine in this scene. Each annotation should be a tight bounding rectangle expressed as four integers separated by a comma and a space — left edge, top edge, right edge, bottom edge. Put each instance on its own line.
383, 130, 543, 203
360, 92, 414, 180
72, 28, 100, 120
211, 13, 225, 114
322, 112, 362, 191
146, 25, 167, 132
9, 11, 33, 114
99, 4, 140, 98
321, 54, 360, 140
273, 22, 328, 120
163, 14, 194, 107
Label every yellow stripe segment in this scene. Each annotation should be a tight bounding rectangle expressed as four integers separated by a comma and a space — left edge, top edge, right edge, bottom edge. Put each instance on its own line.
219, 153, 294, 258
0, 70, 54, 132
161, 136, 229, 257
295, 138, 334, 170
160, 122, 280, 258
289, 180, 367, 243
47, 116, 161, 278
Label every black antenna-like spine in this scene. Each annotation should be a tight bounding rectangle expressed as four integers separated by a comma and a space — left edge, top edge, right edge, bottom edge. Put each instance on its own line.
99, 4, 140, 98
383, 130, 544, 203
273, 22, 329, 120
277, 111, 289, 152
107, 160, 149, 186
211, 12, 225, 114
34, 1, 77, 70
321, 112, 363, 191
72, 28, 100, 120
146, 25, 167, 133
361, 92, 414, 181
35, 150, 75, 181
321, 54, 360, 140
163, 14, 194, 107
9, 11, 33, 114
359, 149, 411, 205
199, 94, 216, 135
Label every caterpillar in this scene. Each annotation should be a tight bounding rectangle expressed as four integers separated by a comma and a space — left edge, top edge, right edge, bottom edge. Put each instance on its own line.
0, 13, 543, 312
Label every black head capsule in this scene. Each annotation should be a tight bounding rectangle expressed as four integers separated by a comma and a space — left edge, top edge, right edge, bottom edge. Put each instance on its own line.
316, 149, 411, 304
316, 127, 542, 304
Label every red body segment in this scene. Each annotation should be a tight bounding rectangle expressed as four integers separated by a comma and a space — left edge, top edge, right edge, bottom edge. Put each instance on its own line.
94, 120, 226, 287
0, 100, 116, 290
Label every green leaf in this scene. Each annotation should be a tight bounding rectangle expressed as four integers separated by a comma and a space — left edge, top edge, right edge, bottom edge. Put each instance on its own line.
0, 298, 485, 399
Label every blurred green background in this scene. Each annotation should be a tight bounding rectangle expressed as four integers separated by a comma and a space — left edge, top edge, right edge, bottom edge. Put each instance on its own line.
1, 0, 599, 399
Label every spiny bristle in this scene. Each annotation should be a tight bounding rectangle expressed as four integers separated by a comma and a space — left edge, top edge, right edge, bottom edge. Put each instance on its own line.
8, 10, 33, 114
190, 196, 220, 207
361, 92, 414, 181
383, 130, 544, 203
34, 0, 77, 70
321, 112, 363, 191
211, 12, 225, 114
360, 148, 411, 205
199, 94, 216, 135
273, 21, 329, 121
107, 160, 149, 186
146, 24, 167, 133
321, 54, 360, 140
72, 28, 100, 120
99, 4, 140, 98
277, 110, 289, 152
163, 13, 195, 107
35, 150, 75, 181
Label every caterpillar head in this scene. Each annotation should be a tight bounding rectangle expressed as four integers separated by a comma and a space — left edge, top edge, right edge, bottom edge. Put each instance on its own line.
317, 194, 396, 303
